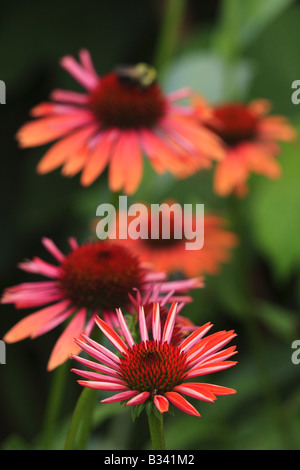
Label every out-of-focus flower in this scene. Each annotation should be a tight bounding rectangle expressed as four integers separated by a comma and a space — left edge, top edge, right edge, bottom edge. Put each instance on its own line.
102, 202, 237, 277
16, 50, 224, 195
199, 99, 296, 197
1, 237, 201, 370
72, 302, 237, 417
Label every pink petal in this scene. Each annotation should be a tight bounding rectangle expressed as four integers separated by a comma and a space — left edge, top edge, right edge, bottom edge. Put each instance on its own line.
41, 237, 65, 262
18, 258, 62, 278
179, 322, 213, 353
71, 368, 126, 385
139, 306, 149, 343
162, 302, 178, 344
77, 381, 128, 391
116, 308, 134, 348
60, 54, 98, 90
126, 391, 150, 406
94, 316, 128, 355
101, 390, 140, 404
173, 384, 216, 403
73, 340, 120, 371
152, 303, 161, 342
51, 89, 89, 105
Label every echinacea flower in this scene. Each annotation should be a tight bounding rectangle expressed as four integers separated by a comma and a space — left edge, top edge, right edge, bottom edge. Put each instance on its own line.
202, 100, 296, 197
16, 49, 224, 195
106, 281, 201, 346
72, 302, 237, 417
1, 237, 200, 371
103, 202, 237, 277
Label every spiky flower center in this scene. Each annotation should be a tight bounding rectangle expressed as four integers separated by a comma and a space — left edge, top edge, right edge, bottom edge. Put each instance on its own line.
59, 242, 143, 311
210, 104, 259, 146
119, 340, 188, 394
88, 65, 167, 129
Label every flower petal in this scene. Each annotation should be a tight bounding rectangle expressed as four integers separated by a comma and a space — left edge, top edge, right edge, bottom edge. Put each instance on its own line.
153, 394, 169, 413
47, 308, 86, 371
164, 391, 200, 417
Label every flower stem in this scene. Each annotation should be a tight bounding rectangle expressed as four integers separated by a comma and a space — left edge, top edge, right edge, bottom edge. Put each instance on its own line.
64, 387, 97, 450
147, 409, 166, 450
153, 0, 187, 74
40, 361, 68, 449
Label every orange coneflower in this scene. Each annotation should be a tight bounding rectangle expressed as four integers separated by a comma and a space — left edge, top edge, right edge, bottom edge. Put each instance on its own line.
1, 237, 201, 370
200, 100, 296, 197
103, 202, 237, 277
16, 49, 224, 194
72, 302, 237, 417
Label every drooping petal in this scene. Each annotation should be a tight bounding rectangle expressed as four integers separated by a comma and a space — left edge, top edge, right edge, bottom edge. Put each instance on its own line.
126, 391, 150, 406
173, 383, 216, 403
47, 308, 86, 371
16, 112, 94, 148
164, 391, 200, 417
3, 300, 70, 343
72, 340, 121, 371
154, 394, 169, 413
37, 125, 97, 174
101, 390, 140, 404
80, 129, 116, 186
77, 381, 128, 392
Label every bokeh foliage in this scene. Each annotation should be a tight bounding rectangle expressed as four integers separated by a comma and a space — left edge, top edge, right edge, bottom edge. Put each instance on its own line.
1, 0, 300, 450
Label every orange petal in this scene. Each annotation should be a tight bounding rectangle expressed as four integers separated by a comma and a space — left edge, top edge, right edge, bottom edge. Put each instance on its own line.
214, 147, 249, 196
47, 308, 86, 371
16, 112, 94, 148
164, 391, 200, 417
3, 300, 70, 343
80, 130, 116, 186
37, 124, 97, 174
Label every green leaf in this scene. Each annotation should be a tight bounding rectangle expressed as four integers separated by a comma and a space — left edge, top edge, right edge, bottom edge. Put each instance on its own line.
213, 0, 295, 58
255, 301, 298, 342
248, 122, 300, 279
163, 51, 254, 102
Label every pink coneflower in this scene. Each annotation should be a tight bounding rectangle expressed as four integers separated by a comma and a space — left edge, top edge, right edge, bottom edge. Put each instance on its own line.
201, 100, 296, 197
72, 302, 237, 417
16, 49, 224, 194
1, 237, 200, 371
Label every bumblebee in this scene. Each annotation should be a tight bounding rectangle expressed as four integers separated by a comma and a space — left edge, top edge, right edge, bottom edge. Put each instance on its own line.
116, 63, 157, 88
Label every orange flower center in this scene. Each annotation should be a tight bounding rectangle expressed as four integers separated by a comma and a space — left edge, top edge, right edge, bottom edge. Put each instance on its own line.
210, 103, 259, 146
120, 340, 188, 393
59, 242, 144, 311
88, 67, 167, 129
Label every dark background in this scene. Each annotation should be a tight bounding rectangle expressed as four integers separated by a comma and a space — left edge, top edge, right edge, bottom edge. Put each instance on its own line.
1, 0, 300, 450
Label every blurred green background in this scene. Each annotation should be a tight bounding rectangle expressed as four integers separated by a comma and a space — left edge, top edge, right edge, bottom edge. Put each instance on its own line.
1, 0, 300, 450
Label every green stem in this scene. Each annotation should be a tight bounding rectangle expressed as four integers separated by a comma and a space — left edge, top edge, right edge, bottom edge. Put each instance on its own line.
64, 387, 97, 450
153, 0, 187, 73
147, 410, 166, 450
40, 361, 68, 449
